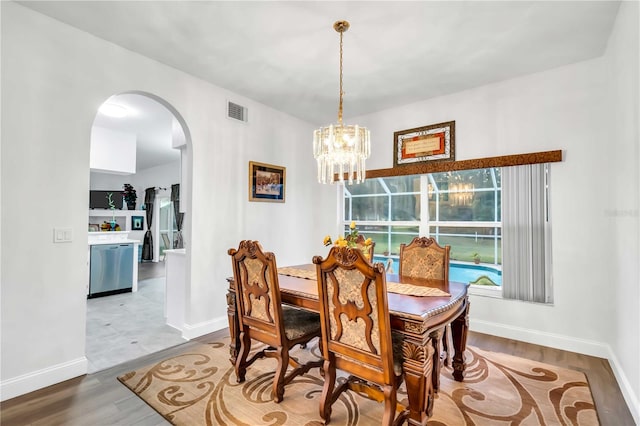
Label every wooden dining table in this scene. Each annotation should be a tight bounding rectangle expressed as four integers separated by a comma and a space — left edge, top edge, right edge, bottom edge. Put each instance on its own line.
226, 263, 470, 426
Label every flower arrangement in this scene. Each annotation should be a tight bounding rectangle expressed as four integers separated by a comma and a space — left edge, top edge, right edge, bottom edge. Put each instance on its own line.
323, 221, 373, 249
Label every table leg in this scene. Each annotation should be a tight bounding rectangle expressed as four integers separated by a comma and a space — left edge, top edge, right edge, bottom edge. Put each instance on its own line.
450, 300, 470, 381
226, 290, 240, 365
430, 328, 444, 394
402, 337, 436, 426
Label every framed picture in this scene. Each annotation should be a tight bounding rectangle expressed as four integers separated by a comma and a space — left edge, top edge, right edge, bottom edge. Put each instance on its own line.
249, 161, 286, 203
131, 216, 144, 230
394, 121, 455, 167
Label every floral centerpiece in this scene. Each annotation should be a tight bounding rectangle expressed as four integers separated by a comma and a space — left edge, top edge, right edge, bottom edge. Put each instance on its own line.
324, 221, 373, 258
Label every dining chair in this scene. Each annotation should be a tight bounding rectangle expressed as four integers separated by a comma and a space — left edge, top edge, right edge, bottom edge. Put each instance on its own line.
398, 236, 450, 283
399, 236, 453, 381
228, 240, 323, 403
313, 246, 408, 426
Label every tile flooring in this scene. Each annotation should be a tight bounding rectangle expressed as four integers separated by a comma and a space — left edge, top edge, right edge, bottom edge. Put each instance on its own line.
85, 271, 186, 373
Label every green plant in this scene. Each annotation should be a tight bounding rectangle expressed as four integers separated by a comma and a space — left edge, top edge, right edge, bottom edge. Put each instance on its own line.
107, 192, 116, 223
107, 192, 116, 210
472, 252, 481, 263
122, 184, 137, 204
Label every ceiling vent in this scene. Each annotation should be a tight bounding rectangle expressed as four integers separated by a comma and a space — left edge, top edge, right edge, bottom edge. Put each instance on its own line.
227, 101, 248, 123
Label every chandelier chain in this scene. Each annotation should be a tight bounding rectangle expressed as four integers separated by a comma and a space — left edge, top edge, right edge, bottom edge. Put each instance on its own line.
338, 29, 344, 124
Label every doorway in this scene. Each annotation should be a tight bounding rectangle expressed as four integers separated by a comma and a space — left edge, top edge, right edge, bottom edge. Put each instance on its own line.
86, 92, 191, 373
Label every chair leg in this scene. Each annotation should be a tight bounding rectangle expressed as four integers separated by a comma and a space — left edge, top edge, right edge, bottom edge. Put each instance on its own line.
272, 346, 288, 403
235, 331, 251, 383
319, 358, 336, 424
381, 385, 397, 426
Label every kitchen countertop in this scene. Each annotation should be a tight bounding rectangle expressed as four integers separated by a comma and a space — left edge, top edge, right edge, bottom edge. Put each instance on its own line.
88, 231, 140, 246
164, 248, 186, 255
89, 239, 141, 246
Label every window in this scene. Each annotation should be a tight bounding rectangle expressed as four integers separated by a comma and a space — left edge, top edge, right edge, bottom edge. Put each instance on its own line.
342, 164, 552, 302
343, 168, 503, 293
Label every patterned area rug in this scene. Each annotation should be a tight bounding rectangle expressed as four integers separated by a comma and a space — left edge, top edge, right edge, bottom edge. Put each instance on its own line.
118, 337, 599, 425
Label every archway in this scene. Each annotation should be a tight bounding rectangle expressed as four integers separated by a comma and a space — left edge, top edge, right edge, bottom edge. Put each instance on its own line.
86, 91, 192, 372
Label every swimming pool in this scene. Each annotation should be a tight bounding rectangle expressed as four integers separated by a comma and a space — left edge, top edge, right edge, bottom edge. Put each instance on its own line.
374, 257, 502, 286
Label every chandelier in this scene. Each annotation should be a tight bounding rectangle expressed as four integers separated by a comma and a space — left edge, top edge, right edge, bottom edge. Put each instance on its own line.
313, 21, 370, 184
449, 183, 475, 206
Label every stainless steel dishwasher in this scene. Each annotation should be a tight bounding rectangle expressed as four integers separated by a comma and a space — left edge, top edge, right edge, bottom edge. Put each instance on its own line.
89, 243, 134, 298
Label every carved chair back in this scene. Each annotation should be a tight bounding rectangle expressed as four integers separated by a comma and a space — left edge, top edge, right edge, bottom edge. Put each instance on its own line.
314, 246, 396, 388
228, 240, 322, 403
399, 236, 450, 282
228, 240, 285, 347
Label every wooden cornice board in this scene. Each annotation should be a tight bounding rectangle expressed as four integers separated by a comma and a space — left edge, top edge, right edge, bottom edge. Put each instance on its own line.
339, 150, 562, 180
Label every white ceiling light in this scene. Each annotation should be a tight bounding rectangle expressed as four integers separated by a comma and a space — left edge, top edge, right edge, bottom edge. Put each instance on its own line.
99, 102, 129, 118
313, 21, 370, 185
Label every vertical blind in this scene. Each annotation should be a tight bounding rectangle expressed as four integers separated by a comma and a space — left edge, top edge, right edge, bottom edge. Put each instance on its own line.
502, 163, 553, 303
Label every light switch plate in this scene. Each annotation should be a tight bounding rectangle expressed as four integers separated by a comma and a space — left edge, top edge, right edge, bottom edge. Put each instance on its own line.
54, 227, 73, 243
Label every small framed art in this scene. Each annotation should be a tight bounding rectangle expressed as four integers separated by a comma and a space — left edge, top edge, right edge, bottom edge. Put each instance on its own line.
394, 121, 455, 167
249, 161, 286, 203
131, 216, 144, 230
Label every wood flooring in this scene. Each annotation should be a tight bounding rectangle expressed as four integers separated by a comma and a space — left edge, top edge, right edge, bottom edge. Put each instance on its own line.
1, 330, 635, 426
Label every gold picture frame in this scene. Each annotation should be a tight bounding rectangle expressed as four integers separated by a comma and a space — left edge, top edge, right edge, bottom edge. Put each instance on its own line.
249, 161, 286, 203
394, 121, 455, 167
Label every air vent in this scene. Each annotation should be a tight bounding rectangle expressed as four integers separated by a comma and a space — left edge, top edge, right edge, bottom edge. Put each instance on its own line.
227, 101, 248, 122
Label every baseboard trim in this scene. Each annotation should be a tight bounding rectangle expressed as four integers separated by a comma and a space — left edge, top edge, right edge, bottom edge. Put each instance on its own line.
0, 356, 88, 402
470, 319, 639, 423
470, 318, 610, 358
606, 347, 640, 425
181, 316, 228, 340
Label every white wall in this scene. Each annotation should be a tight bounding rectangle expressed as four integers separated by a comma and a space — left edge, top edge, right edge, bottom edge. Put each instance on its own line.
349, 3, 638, 419
1, 2, 636, 418
129, 161, 180, 202
89, 126, 136, 174
356, 58, 615, 347
604, 1, 640, 421
0, 2, 335, 400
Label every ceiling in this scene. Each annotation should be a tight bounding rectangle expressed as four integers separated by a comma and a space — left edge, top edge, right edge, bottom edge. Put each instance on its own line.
19, 1, 621, 169
93, 93, 181, 172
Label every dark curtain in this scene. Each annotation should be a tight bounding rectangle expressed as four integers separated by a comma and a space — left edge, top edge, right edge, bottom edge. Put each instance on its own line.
142, 187, 156, 261
171, 183, 185, 249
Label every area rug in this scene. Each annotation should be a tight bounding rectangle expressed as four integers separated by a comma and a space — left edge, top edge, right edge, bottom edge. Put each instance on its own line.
118, 337, 599, 425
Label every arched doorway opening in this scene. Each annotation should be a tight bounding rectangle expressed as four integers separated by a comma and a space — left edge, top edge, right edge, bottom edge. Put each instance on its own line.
86, 91, 191, 372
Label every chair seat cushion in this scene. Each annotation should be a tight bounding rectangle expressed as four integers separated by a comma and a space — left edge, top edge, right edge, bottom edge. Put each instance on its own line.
282, 306, 321, 341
